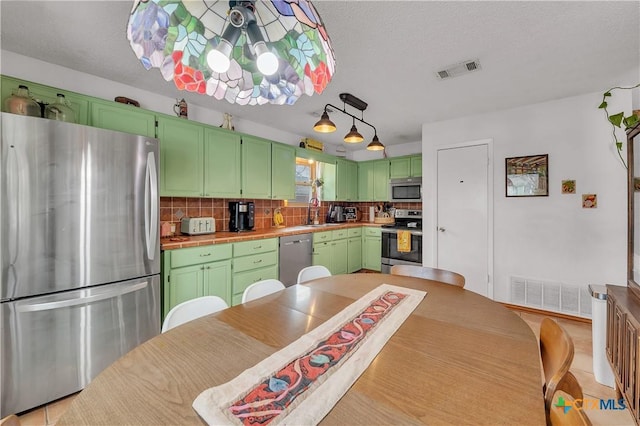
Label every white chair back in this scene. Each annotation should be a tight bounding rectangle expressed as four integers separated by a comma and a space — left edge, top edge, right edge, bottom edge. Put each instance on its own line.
161, 296, 228, 333
296, 265, 331, 284
242, 279, 285, 303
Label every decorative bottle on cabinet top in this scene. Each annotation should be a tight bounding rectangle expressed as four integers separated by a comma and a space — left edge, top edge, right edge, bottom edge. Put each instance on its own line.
45, 93, 75, 123
4, 85, 41, 117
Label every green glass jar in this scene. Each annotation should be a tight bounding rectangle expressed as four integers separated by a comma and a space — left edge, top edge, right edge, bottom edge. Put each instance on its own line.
45, 93, 75, 123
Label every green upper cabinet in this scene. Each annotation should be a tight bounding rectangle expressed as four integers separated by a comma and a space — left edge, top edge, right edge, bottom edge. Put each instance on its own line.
389, 157, 411, 179
90, 99, 156, 137
410, 155, 422, 177
373, 159, 390, 201
204, 127, 241, 198
1, 75, 90, 125
336, 158, 358, 202
358, 161, 374, 201
271, 143, 295, 200
157, 115, 204, 197
359, 159, 388, 201
241, 135, 272, 199
390, 155, 422, 178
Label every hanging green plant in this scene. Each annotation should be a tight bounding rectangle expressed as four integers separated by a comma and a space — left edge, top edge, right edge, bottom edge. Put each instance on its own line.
598, 83, 640, 167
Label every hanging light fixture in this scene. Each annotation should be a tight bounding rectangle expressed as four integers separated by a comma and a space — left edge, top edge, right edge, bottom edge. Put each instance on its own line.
313, 93, 385, 150
127, 0, 336, 106
343, 118, 364, 143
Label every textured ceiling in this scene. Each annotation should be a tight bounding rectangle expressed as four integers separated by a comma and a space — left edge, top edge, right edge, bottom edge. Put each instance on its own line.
1, 1, 639, 151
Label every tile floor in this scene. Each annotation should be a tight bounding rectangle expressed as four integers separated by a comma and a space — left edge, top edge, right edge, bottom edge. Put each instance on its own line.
16, 310, 637, 425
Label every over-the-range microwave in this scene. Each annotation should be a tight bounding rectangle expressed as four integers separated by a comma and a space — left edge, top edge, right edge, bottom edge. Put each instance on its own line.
389, 177, 422, 202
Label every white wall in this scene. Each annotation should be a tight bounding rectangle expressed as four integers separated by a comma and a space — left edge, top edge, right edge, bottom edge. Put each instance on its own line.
422, 91, 632, 303
0, 51, 306, 146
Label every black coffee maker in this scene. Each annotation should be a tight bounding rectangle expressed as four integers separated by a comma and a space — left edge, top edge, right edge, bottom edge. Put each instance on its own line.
229, 201, 255, 232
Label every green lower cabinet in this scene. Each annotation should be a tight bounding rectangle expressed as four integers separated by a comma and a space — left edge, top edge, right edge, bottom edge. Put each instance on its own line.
312, 241, 332, 269
347, 236, 362, 273
162, 244, 233, 319
331, 239, 348, 275
231, 238, 279, 305
167, 260, 232, 311
362, 228, 382, 271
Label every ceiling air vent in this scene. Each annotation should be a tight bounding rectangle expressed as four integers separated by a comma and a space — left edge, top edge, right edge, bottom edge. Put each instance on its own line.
436, 59, 481, 80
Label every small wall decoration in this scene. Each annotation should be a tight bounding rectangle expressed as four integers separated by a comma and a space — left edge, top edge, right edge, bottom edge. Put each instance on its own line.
561, 180, 576, 194
582, 194, 597, 208
634, 177, 640, 192
505, 154, 549, 197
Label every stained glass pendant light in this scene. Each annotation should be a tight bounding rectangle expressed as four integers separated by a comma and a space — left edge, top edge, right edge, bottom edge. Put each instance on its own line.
127, 0, 336, 106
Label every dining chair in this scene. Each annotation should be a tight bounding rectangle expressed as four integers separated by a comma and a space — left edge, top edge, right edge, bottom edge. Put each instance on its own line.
548, 371, 591, 425
161, 296, 229, 333
0, 414, 20, 426
296, 265, 331, 284
539, 318, 576, 418
389, 265, 465, 288
241, 279, 285, 303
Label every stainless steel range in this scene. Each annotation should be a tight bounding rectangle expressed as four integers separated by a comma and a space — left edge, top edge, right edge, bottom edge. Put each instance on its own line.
381, 209, 422, 273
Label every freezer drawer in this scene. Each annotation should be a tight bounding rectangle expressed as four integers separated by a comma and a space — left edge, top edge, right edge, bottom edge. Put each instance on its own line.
0, 275, 160, 417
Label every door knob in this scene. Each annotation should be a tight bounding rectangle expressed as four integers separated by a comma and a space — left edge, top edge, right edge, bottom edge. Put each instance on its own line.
438, 227, 446, 232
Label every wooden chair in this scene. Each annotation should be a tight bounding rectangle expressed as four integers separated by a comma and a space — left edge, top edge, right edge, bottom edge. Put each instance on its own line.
161, 296, 228, 333
390, 265, 465, 288
549, 372, 592, 425
0, 414, 20, 426
241, 279, 285, 303
296, 265, 331, 284
540, 318, 576, 420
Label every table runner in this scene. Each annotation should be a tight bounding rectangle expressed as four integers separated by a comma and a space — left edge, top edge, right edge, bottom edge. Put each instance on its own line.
193, 283, 426, 425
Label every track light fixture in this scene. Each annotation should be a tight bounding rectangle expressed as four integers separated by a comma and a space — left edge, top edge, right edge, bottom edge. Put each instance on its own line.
312, 93, 385, 151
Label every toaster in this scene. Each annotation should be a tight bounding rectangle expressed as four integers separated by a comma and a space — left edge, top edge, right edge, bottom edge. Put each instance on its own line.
181, 217, 215, 235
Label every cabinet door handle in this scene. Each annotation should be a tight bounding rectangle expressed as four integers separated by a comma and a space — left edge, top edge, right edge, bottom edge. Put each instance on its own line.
254, 245, 262, 249
254, 259, 263, 264
200, 253, 212, 257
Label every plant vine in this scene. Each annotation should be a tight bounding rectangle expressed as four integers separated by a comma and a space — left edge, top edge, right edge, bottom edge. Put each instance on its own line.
598, 83, 640, 168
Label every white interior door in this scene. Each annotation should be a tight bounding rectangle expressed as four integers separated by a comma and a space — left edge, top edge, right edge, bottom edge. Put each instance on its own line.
437, 144, 491, 297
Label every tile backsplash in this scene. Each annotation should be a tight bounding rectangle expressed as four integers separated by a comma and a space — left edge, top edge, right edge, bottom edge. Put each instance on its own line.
160, 197, 422, 235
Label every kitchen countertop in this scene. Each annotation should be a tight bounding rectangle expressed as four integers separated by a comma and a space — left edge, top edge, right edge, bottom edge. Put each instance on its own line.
161, 222, 382, 250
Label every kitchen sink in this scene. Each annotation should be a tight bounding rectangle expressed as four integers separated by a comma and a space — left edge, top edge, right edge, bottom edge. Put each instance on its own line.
303, 223, 343, 227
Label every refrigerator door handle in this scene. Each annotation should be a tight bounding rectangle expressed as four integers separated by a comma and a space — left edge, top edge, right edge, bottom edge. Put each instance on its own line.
144, 151, 158, 261
16, 282, 149, 312
7, 145, 19, 265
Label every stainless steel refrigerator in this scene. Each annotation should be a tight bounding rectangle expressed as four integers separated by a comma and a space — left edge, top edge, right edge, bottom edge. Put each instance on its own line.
0, 113, 160, 417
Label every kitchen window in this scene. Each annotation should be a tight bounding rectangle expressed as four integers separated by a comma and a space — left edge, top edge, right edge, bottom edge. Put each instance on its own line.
292, 158, 315, 204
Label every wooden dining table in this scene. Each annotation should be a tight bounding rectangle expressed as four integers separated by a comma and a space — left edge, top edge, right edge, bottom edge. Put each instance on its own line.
58, 273, 546, 425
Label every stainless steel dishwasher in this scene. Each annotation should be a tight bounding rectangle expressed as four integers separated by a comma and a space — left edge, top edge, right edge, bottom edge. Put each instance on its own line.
279, 234, 313, 286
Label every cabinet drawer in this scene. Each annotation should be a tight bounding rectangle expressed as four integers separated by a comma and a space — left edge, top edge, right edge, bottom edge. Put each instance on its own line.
170, 244, 232, 268
348, 227, 362, 237
364, 227, 382, 237
233, 265, 279, 296
314, 231, 332, 242
233, 238, 278, 257
233, 251, 278, 273
332, 229, 348, 240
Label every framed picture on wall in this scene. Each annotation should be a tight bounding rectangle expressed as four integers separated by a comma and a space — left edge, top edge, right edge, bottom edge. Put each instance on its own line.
505, 154, 549, 197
